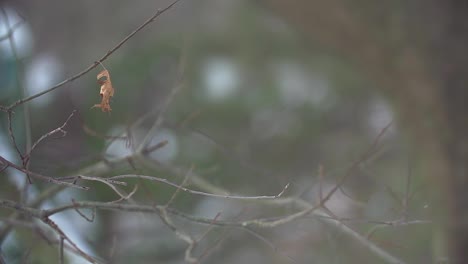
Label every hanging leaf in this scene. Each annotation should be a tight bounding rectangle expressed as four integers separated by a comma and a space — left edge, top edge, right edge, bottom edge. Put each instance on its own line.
92, 69, 114, 112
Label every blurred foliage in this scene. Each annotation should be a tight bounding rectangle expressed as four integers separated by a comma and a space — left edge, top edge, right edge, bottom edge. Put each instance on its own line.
0, 1, 436, 263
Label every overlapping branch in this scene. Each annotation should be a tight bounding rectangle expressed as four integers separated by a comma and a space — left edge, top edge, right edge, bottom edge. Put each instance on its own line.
0, 1, 427, 263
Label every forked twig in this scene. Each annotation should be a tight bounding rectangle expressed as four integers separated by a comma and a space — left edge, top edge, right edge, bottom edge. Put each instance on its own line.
24, 110, 76, 163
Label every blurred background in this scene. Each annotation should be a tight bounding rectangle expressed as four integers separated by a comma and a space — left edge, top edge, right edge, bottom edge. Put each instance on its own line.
2, 0, 457, 263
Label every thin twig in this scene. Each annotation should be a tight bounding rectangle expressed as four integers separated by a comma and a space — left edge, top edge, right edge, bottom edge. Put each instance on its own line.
196, 213, 228, 263
71, 175, 127, 198
82, 123, 128, 141
111, 184, 139, 203
33, 197, 414, 264
318, 212, 404, 264
71, 199, 96, 222
59, 237, 64, 264
0, 247, 6, 264
24, 110, 76, 163
316, 215, 432, 226
0, 162, 8, 173
196, 212, 221, 244
136, 32, 189, 152
0, 122, 400, 264
0, 199, 42, 218
0, 20, 23, 41
165, 164, 194, 207
2, 8, 33, 190
110, 174, 289, 200
242, 227, 297, 263
6, 110, 23, 159
402, 156, 412, 220
158, 207, 197, 263
141, 140, 169, 156
7, 0, 182, 110
42, 217, 101, 264
0, 156, 89, 190
1, 8, 31, 153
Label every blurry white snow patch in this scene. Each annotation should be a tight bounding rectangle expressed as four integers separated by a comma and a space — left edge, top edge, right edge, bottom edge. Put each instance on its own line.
0, 7, 33, 58
147, 129, 178, 163
272, 61, 332, 108
367, 98, 395, 137
25, 54, 62, 106
201, 56, 239, 101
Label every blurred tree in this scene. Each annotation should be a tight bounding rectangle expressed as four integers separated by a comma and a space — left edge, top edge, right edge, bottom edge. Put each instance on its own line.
263, 0, 468, 261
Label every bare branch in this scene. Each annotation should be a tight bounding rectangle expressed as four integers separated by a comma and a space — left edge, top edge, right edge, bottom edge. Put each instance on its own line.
42, 217, 101, 264
70, 175, 127, 198
7, 0, 182, 110
59, 237, 64, 264
0, 199, 42, 218
137, 33, 188, 152
0, 20, 23, 42
1, 8, 33, 189
0, 156, 89, 190
0, 248, 6, 264
196, 213, 228, 263
24, 110, 76, 163
6, 110, 23, 159
111, 184, 139, 203
110, 174, 289, 200
165, 164, 195, 207
315, 209, 405, 264
71, 199, 96, 222
242, 227, 297, 263
82, 123, 128, 141
141, 140, 169, 156
158, 207, 197, 263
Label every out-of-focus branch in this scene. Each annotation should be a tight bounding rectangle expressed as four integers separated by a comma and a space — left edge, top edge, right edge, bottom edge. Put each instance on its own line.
0, 20, 23, 42
0, 116, 406, 264
33, 195, 406, 264
158, 207, 197, 263
0, 200, 102, 263
1, 8, 33, 187
136, 32, 189, 152
6, 110, 23, 158
41, 217, 101, 264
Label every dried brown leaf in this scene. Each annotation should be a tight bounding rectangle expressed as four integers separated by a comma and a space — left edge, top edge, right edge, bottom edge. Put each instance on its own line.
92, 69, 114, 112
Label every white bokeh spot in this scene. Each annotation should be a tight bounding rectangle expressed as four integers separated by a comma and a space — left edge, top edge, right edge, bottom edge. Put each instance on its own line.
202, 57, 240, 101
